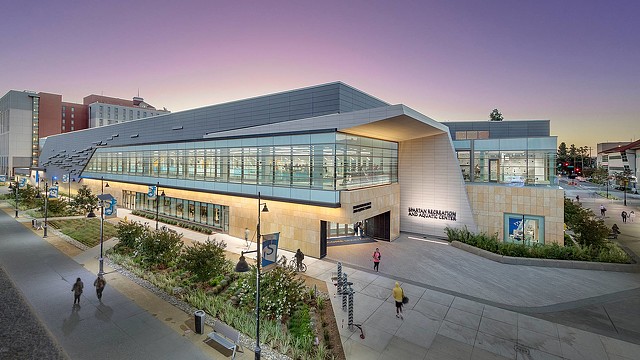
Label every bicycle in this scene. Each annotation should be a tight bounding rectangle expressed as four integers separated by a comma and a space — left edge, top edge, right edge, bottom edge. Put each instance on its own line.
288, 257, 307, 272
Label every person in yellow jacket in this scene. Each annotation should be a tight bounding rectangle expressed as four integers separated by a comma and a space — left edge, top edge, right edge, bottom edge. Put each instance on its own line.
392, 282, 404, 319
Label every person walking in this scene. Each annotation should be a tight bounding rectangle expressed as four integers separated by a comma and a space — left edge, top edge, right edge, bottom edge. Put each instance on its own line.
245, 227, 250, 248
71, 277, 84, 305
372, 248, 381, 272
630, 211, 636, 223
392, 282, 404, 319
622, 211, 628, 223
600, 205, 606, 217
93, 275, 106, 301
576, 195, 580, 203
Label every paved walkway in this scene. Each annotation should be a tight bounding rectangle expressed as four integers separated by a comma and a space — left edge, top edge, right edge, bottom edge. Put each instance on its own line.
2, 191, 640, 359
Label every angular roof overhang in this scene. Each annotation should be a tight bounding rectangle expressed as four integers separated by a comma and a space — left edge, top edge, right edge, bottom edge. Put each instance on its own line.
204, 104, 449, 142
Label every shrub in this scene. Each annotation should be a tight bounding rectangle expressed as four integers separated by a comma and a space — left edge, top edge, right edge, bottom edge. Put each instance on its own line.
288, 304, 313, 345
230, 265, 305, 320
136, 228, 184, 268
115, 220, 148, 250
180, 238, 231, 282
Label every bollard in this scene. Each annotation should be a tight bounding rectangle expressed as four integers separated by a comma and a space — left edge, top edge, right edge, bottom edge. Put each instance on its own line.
342, 273, 348, 312
348, 285, 354, 331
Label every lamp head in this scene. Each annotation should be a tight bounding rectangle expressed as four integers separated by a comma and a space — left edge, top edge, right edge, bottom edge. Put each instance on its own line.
104, 182, 110, 188
235, 253, 250, 273
261, 203, 269, 213
161, 190, 165, 196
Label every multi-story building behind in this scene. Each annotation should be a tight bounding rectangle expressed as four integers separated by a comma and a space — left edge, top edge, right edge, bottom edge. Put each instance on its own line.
0, 89, 167, 177
0, 91, 41, 176
85, 95, 169, 128
598, 140, 639, 191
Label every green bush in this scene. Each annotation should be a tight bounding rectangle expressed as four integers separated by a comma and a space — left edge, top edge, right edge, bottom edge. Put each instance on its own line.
230, 264, 306, 320
444, 226, 631, 264
288, 304, 313, 346
115, 220, 148, 250
180, 238, 231, 282
136, 228, 184, 268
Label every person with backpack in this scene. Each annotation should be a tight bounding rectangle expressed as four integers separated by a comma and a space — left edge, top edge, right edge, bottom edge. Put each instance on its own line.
94, 275, 107, 301
71, 277, 84, 305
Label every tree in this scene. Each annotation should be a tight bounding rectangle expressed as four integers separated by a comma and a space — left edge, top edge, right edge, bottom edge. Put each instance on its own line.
489, 109, 503, 121
72, 185, 98, 215
557, 142, 568, 163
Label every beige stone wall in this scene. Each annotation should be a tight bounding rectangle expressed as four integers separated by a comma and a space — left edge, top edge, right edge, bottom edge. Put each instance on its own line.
465, 184, 565, 245
85, 179, 400, 258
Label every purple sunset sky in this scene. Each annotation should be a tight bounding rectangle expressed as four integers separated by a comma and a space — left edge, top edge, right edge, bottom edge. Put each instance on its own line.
1, 0, 638, 151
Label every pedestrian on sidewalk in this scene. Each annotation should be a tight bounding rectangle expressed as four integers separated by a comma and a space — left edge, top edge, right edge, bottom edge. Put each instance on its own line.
71, 277, 84, 305
576, 195, 580, 203
372, 248, 381, 272
600, 205, 607, 217
94, 275, 106, 301
622, 211, 628, 223
245, 227, 250, 248
392, 282, 404, 319
630, 211, 636, 223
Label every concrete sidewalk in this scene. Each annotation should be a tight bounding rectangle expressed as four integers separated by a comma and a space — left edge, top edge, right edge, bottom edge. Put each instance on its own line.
120, 209, 640, 360
0, 207, 217, 360
4, 201, 640, 359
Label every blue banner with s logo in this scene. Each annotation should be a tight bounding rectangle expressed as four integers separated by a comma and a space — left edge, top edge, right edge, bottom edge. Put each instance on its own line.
261, 232, 280, 268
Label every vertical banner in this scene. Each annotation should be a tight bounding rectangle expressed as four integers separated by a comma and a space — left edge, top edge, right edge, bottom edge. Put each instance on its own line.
62, 174, 69, 183
0, 175, 6, 182
48, 186, 59, 198
261, 232, 280, 268
35, 171, 39, 185
104, 198, 117, 217
147, 185, 157, 199
19, 178, 27, 188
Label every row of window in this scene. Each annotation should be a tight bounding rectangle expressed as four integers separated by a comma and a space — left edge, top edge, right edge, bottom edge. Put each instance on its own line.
86, 133, 399, 191
457, 151, 556, 184
132, 191, 229, 232
455, 130, 490, 140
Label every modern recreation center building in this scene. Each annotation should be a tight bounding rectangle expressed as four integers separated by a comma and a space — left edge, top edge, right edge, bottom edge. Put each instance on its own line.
39, 83, 564, 258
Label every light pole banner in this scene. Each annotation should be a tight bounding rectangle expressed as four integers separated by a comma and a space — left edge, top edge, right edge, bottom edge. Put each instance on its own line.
104, 198, 117, 217
48, 186, 59, 198
147, 185, 157, 199
62, 174, 69, 183
261, 232, 280, 268
19, 178, 27, 188
0, 175, 6, 182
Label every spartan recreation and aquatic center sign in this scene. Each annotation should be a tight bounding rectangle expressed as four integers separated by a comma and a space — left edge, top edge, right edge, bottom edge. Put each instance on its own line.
408, 207, 457, 221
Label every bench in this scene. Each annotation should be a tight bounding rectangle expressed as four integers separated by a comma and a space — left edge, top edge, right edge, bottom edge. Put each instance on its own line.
207, 319, 240, 359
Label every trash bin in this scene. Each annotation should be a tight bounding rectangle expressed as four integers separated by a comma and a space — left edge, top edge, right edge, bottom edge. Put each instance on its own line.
194, 310, 205, 334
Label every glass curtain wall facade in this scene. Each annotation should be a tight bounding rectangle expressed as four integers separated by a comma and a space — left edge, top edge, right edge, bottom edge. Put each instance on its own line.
454, 138, 557, 185
85, 132, 398, 191
133, 191, 229, 232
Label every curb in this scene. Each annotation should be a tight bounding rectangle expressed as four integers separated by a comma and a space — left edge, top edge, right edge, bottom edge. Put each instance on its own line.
451, 241, 640, 273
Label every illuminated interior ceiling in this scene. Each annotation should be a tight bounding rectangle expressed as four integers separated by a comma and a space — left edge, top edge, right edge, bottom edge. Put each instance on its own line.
340, 115, 447, 142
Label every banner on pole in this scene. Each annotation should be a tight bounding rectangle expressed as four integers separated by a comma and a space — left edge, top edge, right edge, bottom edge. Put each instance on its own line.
48, 186, 59, 199
0, 175, 6, 182
147, 185, 157, 199
19, 178, 27, 188
261, 232, 280, 268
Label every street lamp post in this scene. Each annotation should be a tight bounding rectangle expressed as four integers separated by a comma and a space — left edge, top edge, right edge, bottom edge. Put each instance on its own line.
43, 182, 49, 238
235, 192, 269, 360
155, 182, 165, 231
98, 177, 110, 276
623, 178, 628, 206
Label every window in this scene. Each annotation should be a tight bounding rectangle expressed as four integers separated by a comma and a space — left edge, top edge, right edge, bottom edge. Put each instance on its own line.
455, 131, 467, 140
71, 107, 75, 112
504, 213, 544, 245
